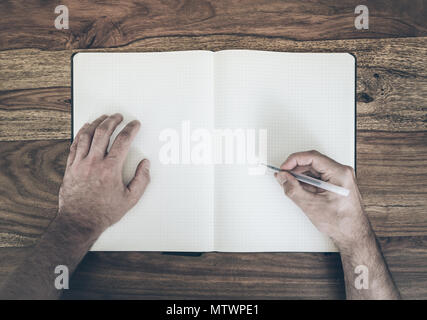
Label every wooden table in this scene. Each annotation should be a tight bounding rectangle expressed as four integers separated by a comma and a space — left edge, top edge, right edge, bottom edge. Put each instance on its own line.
0, 0, 426, 299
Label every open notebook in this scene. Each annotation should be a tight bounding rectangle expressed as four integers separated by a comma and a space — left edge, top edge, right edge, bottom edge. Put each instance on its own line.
72, 50, 355, 252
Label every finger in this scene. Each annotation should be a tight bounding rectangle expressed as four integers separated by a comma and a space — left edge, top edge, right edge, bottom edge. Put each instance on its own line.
127, 159, 151, 204
107, 120, 141, 163
275, 171, 315, 206
66, 122, 88, 168
276, 170, 322, 193
89, 113, 124, 158
280, 150, 343, 176
75, 115, 108, 160
291, 165, 321, 178
275, 171, 287, 185
301, 183, 321, 193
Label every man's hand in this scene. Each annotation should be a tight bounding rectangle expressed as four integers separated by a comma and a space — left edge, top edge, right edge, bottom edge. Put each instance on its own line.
0, 113, 150, 299
275, 150, 369, 250
59, 113, 150, 234
276, 150, 400, 299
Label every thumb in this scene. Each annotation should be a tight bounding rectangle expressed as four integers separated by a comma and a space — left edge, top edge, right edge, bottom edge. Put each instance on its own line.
275, 171, 313, 206
127, 159, 151, 202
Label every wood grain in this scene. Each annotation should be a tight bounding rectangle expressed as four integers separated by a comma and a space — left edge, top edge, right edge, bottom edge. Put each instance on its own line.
1, 236, 425, 299
0, 87, 70, 141
0, 140, 65, 247
0, 0, 426, 51
357, 131, 427, 236
1, 36, 426, 141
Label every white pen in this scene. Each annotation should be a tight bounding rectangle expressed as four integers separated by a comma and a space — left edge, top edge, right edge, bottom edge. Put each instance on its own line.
261, 163, 350, 197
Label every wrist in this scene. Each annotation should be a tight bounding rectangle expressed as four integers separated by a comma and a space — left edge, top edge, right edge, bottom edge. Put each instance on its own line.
332, 212, 376, 253
52, 211, 105, 245
340, 230, 376, 254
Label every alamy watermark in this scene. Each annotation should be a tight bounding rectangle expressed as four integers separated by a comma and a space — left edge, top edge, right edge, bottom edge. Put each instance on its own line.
53, 4, 369, 32
159, 121, 267, 175
354, 5, 369, 30
54, 265, 69, 290
354, 265, 369, 289
54, 5, 69, 30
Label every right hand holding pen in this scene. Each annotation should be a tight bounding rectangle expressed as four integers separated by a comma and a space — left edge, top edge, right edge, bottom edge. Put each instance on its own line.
275, 150, 373, 250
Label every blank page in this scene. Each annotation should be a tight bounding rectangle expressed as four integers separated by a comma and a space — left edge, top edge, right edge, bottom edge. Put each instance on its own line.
213, 51, 355, 252
73, 52, 215, 251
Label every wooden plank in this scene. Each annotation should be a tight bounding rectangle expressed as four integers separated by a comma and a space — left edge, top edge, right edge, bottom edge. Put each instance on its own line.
0, 0, 426, 51
358, 130, 427, 236
1, 36, 426, 91
0, 135, 425, 248
0, 36, 426, 141
0, 236, 425, 299
0, 140, 66, 247
0, 87, 71, 141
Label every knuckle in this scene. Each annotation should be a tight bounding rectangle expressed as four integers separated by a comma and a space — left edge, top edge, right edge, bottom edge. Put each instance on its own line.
307, 149, 319, 156
106, 119, 118, 130
119, 129, 131, 139
139, 166, 151, 182
343, 165, 354, 174
143, 171, 151, 183
288, 152, 299, 159
114, 131, 132, 147
342, 165, 355, 178
79, 132, 90, 141
276, 173, 286, 185
84, 154, 97, 164
94, 125, 108, 136
284, 186, 296, 198
105, 154, 119, 163
126, 191, 137, 203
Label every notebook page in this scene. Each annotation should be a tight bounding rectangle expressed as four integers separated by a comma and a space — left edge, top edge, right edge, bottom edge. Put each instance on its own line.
73, 52, 215, 251
213, 51, 355, 252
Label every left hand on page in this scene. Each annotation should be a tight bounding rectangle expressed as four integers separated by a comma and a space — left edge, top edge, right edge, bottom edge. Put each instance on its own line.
58, 113, 151, 235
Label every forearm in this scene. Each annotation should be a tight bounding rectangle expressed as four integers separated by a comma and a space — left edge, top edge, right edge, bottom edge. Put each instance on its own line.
338, 227, 400, 300
0, 213, 101, 299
